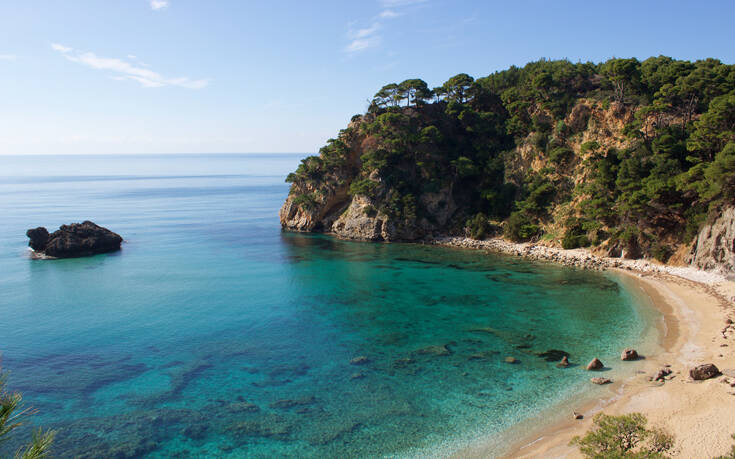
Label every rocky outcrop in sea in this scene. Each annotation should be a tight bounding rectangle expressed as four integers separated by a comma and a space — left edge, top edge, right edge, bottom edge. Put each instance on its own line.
26, 221, 123, 258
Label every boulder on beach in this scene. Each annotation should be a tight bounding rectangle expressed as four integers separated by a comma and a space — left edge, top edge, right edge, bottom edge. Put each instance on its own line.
654, 368, 673, 381
689, 363, 720, 380
586, 358, 604, 371
621, 348, 639, 361
26, 221, 123, 259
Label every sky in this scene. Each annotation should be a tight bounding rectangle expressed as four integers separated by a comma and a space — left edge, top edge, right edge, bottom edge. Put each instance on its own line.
1, 0, 734, 155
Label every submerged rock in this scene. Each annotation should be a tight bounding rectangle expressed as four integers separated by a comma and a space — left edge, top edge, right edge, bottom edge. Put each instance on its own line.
349, 356, 370, 365
537, 349, 570, 362
504, 356, 519, 364
586, 358, 604, 371
415, 344, 452, 356
269, 396, 316, 410
26, 221, 122, 258
690, 363, 720, 380
621, 348, 639, 361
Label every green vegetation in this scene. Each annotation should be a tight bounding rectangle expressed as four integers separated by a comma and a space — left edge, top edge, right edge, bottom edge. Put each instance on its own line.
285, 57, 735, 255
1, 364, 55, 458
570, 413, 673, 458
716, 435, 735, 459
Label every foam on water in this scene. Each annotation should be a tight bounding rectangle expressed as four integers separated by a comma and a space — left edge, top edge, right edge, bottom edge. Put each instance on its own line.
0, 154, 658, 458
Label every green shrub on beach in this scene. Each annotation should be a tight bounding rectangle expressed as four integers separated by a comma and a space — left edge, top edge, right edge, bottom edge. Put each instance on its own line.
0, 363, 55, 459
715, 435, 735, 459
570, 412, 673, 458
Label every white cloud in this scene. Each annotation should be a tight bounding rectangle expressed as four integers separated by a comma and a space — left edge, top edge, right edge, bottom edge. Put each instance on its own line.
379, 9, 400, 18
150, 0, 169, 10
0, 54, 16, 61
51, 43, 72, 53
345, 0, 428, 54
379, 0, 427, 6
51, 43, 208, 89
345, 23, 381, 54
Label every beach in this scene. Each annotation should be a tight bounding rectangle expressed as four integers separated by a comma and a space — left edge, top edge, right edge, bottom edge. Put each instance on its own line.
439, 237, 735, 458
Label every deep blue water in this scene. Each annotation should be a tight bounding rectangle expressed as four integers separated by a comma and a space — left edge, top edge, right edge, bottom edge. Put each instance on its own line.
0, 154, 655, 458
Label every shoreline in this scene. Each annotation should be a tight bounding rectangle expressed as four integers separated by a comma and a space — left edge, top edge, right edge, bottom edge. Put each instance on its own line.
432, 236, 735, 458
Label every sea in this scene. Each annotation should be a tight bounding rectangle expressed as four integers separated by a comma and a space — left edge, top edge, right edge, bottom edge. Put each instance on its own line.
0, 154, 658, 458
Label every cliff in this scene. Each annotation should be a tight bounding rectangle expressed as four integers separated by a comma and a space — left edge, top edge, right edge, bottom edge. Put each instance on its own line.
281, 57, 735, 272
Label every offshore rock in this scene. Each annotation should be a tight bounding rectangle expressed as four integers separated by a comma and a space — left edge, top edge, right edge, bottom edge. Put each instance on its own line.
26, 221, 122, 258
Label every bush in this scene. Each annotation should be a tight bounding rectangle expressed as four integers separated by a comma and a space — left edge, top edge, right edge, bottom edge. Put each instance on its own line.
466, 213, 492, 240
570, 412, 673, 458
349, 178, 378, 197
651, 244, 672, 263
531, 132, 548, 151
562, 217, 591, 249
292, 193, 318, 210
549, 146, 574, 166
716, 435, 735, 459
504, 211, 540, 242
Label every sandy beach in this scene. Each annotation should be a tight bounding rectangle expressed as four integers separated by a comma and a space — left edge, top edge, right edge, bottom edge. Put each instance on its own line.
440, 237, 735, 458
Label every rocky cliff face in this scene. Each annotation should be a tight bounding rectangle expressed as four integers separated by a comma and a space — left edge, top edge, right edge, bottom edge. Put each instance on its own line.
691, 207, 735, 274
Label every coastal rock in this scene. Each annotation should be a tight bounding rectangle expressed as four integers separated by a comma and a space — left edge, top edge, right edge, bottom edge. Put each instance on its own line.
26, 221, 123, 258
504, 356, 519, 364
556, 356, 570, 368
590, 377, 612, 385
26, 227, 50, 251
689, 363, 721, 380
573, 411, 584, 420
690, 206, 735, 274
586, 358, 604, 371
621, 348, 639, 361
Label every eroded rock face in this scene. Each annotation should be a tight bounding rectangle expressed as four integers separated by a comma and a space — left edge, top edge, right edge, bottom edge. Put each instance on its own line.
691, 207, 735, 273
26, 221, 122, 258
331, 196, 387, 241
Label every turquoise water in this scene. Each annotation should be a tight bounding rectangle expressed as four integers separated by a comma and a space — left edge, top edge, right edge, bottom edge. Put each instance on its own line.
0, 154, 652, 458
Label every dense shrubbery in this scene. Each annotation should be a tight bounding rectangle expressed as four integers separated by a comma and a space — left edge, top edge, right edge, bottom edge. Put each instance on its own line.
286, 57, 735, 254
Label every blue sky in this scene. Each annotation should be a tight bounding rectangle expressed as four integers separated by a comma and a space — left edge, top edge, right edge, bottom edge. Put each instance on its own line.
1, 0, 734, 155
